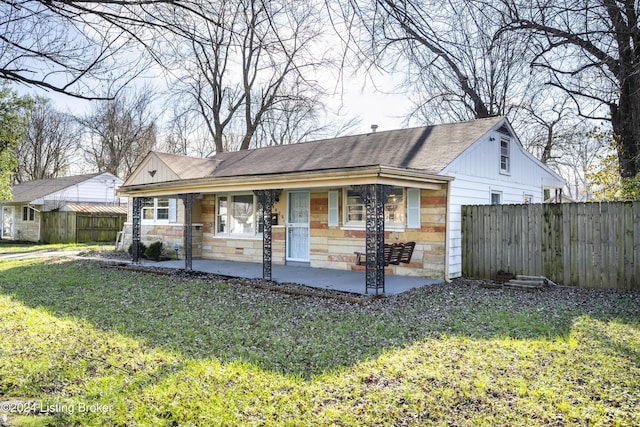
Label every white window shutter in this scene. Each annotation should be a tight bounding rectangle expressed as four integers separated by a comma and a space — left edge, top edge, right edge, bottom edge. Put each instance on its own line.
407, 188, 421, 228
328, 191, 339, 226
169, 198, 177, 222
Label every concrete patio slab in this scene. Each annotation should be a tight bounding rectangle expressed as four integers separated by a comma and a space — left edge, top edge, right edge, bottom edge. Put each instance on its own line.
152, 258, 444, 295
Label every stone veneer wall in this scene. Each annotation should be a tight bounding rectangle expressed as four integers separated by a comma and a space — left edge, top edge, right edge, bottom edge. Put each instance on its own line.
199, 188, 446, 278
120, 222, 203, 259
12, 207, 42, 242
123, 188, 447, 278
308, 188, 447, 278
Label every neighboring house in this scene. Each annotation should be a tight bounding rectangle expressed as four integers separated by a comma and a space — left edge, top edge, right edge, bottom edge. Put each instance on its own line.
0, 172, 127, 242
118, 117, 564, 287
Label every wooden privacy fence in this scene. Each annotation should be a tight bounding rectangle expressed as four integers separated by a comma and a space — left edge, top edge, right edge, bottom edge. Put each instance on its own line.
42, 211, 126, 244
461, 202, 640, 289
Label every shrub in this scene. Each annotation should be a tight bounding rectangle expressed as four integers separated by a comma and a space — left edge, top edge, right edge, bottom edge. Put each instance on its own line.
127, 242, 147, 256
145, 241, 163, 260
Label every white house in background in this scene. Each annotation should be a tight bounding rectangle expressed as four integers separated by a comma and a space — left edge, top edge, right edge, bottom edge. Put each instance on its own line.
0, 172, 127, 242
118, 116, 564, 282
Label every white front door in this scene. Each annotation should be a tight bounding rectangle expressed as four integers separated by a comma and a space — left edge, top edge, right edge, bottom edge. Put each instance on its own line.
2, 207, 14, 239
286, 191, 310, 262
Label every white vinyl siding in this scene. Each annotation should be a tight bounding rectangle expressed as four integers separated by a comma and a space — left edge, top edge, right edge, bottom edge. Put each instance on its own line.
38, 173, 125, 206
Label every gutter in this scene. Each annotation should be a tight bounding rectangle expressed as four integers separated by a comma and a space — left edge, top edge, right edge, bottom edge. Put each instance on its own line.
118, 165, 453, 197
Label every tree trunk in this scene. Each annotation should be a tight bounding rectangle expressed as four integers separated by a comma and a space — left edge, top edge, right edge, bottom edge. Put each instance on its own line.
611, 73, 640, 178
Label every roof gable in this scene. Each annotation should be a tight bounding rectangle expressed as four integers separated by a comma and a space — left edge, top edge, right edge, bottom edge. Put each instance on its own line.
124, 151, 219, 186
441, 119, 565, 187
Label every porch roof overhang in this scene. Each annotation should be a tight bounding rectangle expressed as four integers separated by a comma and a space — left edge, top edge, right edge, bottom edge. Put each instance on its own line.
118, 165, 453, 197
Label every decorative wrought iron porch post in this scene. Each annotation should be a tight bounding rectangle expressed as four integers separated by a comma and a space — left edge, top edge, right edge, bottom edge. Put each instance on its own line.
254, 189, 282, 280
351, 184, 393, 294
131, 196, 147, 264
180, 193, 199, 271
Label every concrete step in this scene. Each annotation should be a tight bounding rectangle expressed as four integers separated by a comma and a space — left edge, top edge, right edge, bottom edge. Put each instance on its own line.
504, 274, 546, 291
483, 275, 556, 291
503, 281, 544, 291
509, 279, 544, 286
516, 275, 546, 282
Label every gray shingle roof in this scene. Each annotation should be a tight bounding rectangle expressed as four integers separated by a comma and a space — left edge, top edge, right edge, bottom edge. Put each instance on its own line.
6, 173, 104, 203
138, 117, 504, 182
209, 116, 503, 178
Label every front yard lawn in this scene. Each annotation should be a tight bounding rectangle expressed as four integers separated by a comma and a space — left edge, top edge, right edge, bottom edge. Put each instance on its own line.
0, 241, 113, 255
0, 256, 638, 426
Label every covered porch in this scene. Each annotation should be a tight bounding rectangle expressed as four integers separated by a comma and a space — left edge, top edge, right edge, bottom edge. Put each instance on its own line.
151, 257, 444, 295
124, 171, 450, 295
120, 150, 452, 295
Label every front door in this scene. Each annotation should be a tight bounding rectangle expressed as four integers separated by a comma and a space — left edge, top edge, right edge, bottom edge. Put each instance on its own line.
286, 191, 310, 262
2, 207, 14, 239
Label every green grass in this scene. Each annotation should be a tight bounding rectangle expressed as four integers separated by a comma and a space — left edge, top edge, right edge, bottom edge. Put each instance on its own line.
0, 256, 638, 426
0, 241, 112, 255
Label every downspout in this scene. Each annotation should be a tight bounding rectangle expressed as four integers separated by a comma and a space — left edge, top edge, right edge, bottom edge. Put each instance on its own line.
444, 179, 452, 283
29, 204, 43, 242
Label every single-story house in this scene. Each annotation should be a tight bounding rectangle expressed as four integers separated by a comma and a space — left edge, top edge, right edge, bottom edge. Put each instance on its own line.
1, 172, 127, 242
118, 117, 564, 293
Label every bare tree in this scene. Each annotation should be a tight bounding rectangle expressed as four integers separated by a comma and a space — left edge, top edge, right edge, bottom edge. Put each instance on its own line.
558, 127, 610, 201
515, 92, 606, 200
158, 0, 333, 153
343, 0, 535, 123
0, 0, 229, 100
496, 0, 640, 178
516, 95, 579, 166
14, 98, 80, 183
1, 1, 145, 99
79, 88, 157, 178
158, 104, 196, 156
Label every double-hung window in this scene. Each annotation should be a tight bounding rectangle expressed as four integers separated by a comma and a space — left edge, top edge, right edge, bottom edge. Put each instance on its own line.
344, 186, 407, 229
142, 198, 174, 222
22, 206, 35, 222
216, 194, 263, 237
500, 136, 510, 173
491, 191, 502, 204
384, 187, 406, 229
345, 190, 365, 225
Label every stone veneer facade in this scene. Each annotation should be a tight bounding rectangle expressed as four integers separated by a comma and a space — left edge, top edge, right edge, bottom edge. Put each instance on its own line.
124, 187, 447, 278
